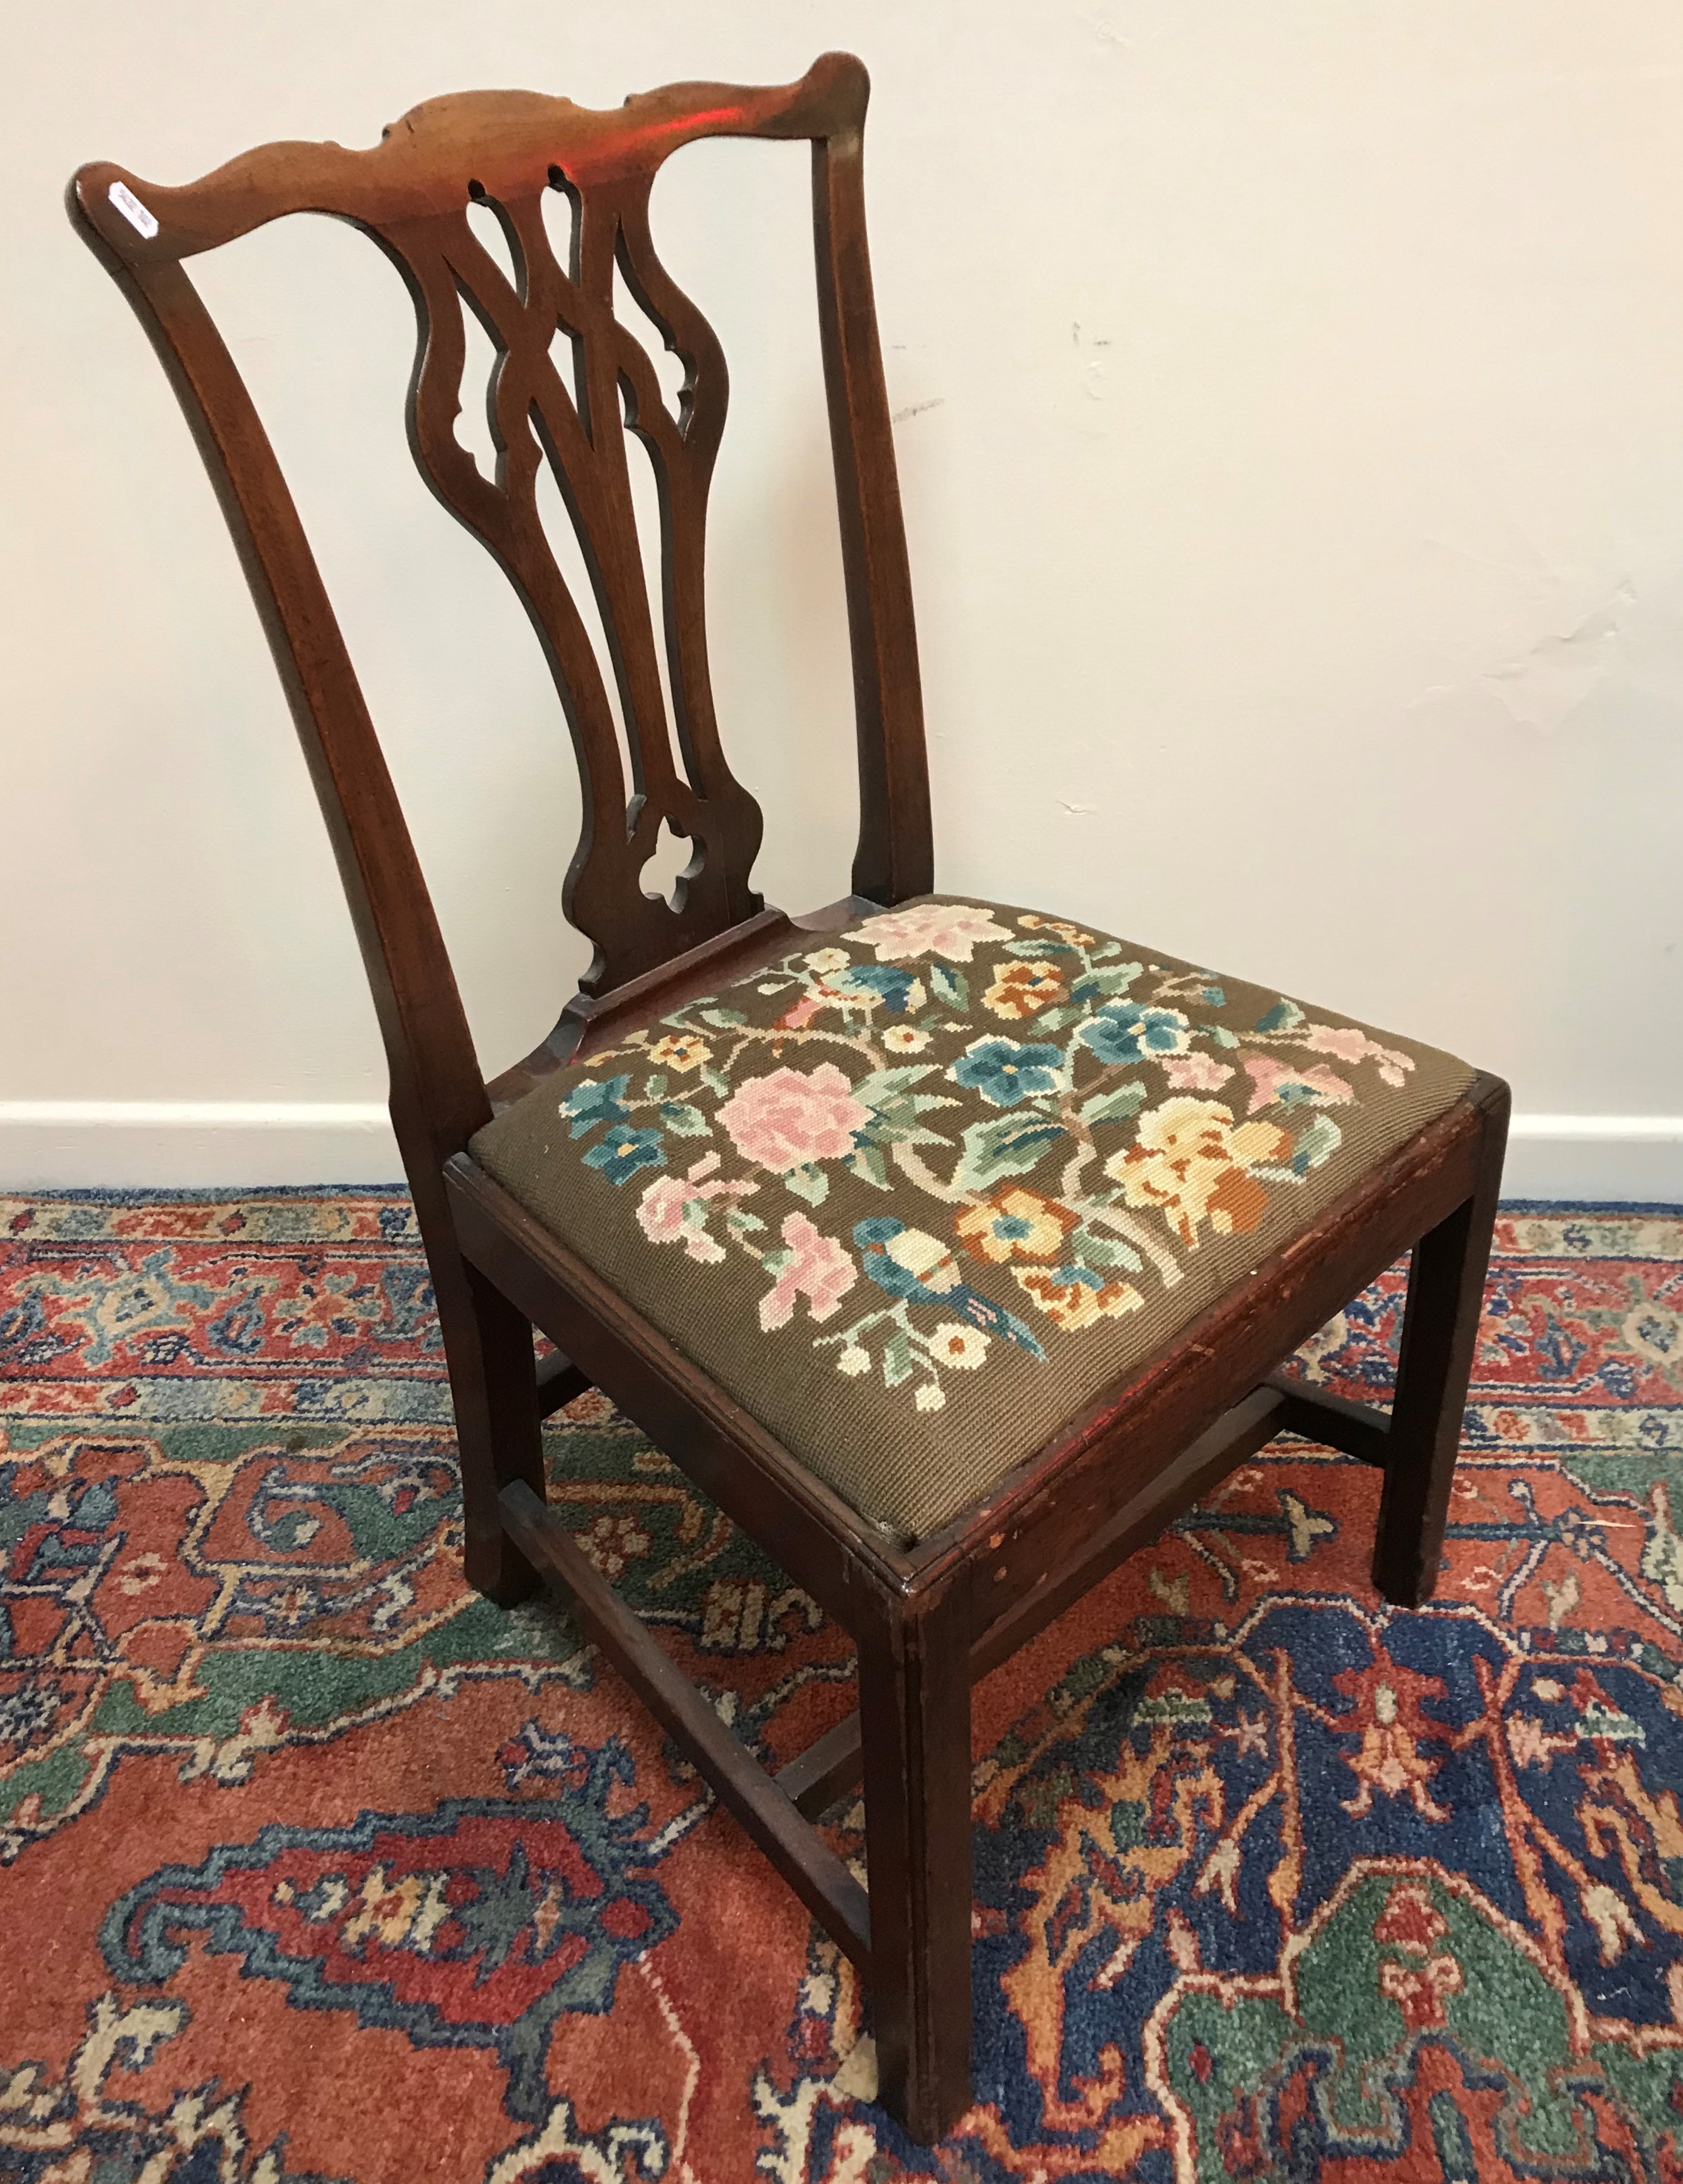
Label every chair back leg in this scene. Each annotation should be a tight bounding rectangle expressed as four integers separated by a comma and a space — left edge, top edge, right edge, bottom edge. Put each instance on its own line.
1371, 1083, 1510, 1607
408, 1159, 547, 1605
858, 1591, 975, 2139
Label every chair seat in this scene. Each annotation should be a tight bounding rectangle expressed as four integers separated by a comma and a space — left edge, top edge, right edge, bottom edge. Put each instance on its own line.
471, 898, 1473, 1542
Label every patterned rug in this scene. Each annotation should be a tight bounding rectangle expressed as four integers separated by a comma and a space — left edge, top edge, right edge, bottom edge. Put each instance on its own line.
6, 1191, 1683, 2182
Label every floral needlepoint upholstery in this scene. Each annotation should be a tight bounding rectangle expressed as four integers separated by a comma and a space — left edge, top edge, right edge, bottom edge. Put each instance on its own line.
471, 900, 1473, 1541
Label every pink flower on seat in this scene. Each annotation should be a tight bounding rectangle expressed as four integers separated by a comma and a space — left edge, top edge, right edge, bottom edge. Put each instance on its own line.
1162, 1052, 1234, 1092
1243, 1054, 1355, 1113
759, 1213, 858, 1331
635, 1154, 756, 1264
717, 1064, 868, 1173
1303, 1023, 1415, 1087
846, 900, 1015, 963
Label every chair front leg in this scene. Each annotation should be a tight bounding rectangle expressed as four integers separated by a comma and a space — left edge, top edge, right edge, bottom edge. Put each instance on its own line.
1372, 1082, 1510, 1608
858, 1589, 973, 2143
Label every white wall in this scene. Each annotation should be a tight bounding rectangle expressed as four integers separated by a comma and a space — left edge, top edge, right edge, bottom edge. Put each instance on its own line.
6, 2, 1683, 1198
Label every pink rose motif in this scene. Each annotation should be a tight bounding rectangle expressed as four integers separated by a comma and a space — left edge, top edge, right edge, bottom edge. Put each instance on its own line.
1162, 1052, 1234, 1091
635, 1154, 756, 1264
1304, 1023, 1415, 1087
760, 1213, 858, 1331
1243, 1054, 1355, 1113
716, 1063, 868, 1173
637, 1175, 697, 1247
845, 900, 1015, 963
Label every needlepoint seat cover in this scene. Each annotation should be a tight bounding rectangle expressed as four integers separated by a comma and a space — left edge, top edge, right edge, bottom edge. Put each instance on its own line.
471, 898, 1474, 1541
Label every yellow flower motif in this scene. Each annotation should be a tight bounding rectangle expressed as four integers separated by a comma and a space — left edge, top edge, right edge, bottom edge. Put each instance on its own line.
1014, 1266, 1143, 1330
955, 1186, 1077, 1265
984, 959, 1069, 1021
805, 947, 851, 973
884, 1025, 930, 1053
1019, 913, 1094, 946
1106, 1097, 1292, 1247
647, 1034, 712, 1074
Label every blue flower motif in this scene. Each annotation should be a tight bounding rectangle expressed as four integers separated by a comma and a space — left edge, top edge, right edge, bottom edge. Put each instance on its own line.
560, 1074, 631, 1140
852, 1218, 1046, 1359
949, 1037, 1063, 1108
1076, 1005, 1190, 1066
583, 1126, 665, 1186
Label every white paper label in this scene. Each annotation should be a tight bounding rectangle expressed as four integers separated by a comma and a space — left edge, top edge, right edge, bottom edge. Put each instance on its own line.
108, 180, 158, 240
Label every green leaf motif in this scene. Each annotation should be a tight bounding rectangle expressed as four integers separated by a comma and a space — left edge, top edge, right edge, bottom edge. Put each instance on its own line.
723, 1207, 766, 1233
957, 1112, 1066, 1191
1070, 963, 1143, 1007
642, 1072, 670, 1101
929, 965, 969, 1010
1069, 1227, 1143, 1272
700, 1068, 731, 1097
1252, 1113, 1343, 1184
1292, 1113, 1343, 1172
699, 1008, 748, 1029
1210, 1027, 1240, 1050
784, 1164, 830, 1206
659, 1101, 711, 1136
1079, 1082, 1148, 1128
852, 1065, 938, 1110
847, 1144, 893, 1191
1255, 998, 1305, 1034
883, 1332, 915, 1387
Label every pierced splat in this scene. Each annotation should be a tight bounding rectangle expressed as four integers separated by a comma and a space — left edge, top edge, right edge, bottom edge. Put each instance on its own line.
385, 163, 763, 991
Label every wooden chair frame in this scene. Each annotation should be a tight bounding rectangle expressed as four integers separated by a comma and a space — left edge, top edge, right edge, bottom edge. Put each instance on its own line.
70, 53, 1508, 2141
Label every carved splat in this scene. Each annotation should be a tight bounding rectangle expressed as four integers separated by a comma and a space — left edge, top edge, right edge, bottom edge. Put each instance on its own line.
380, 161, 762, 991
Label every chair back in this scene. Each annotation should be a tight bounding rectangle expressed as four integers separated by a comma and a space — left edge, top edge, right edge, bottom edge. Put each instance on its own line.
69, 53, 930, 1166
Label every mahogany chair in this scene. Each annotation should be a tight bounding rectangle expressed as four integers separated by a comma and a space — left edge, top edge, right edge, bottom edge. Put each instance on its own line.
70, 54, 1508, 2141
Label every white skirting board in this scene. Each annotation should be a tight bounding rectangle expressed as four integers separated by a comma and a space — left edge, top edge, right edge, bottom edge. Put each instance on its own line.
1498, 1116, 1683, 1206
1, 1102, 1682, 1204
0, 1103, 402, 1188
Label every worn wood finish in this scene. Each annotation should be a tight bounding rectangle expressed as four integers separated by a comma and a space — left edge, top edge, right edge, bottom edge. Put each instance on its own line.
74, 58, 1510, 2140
